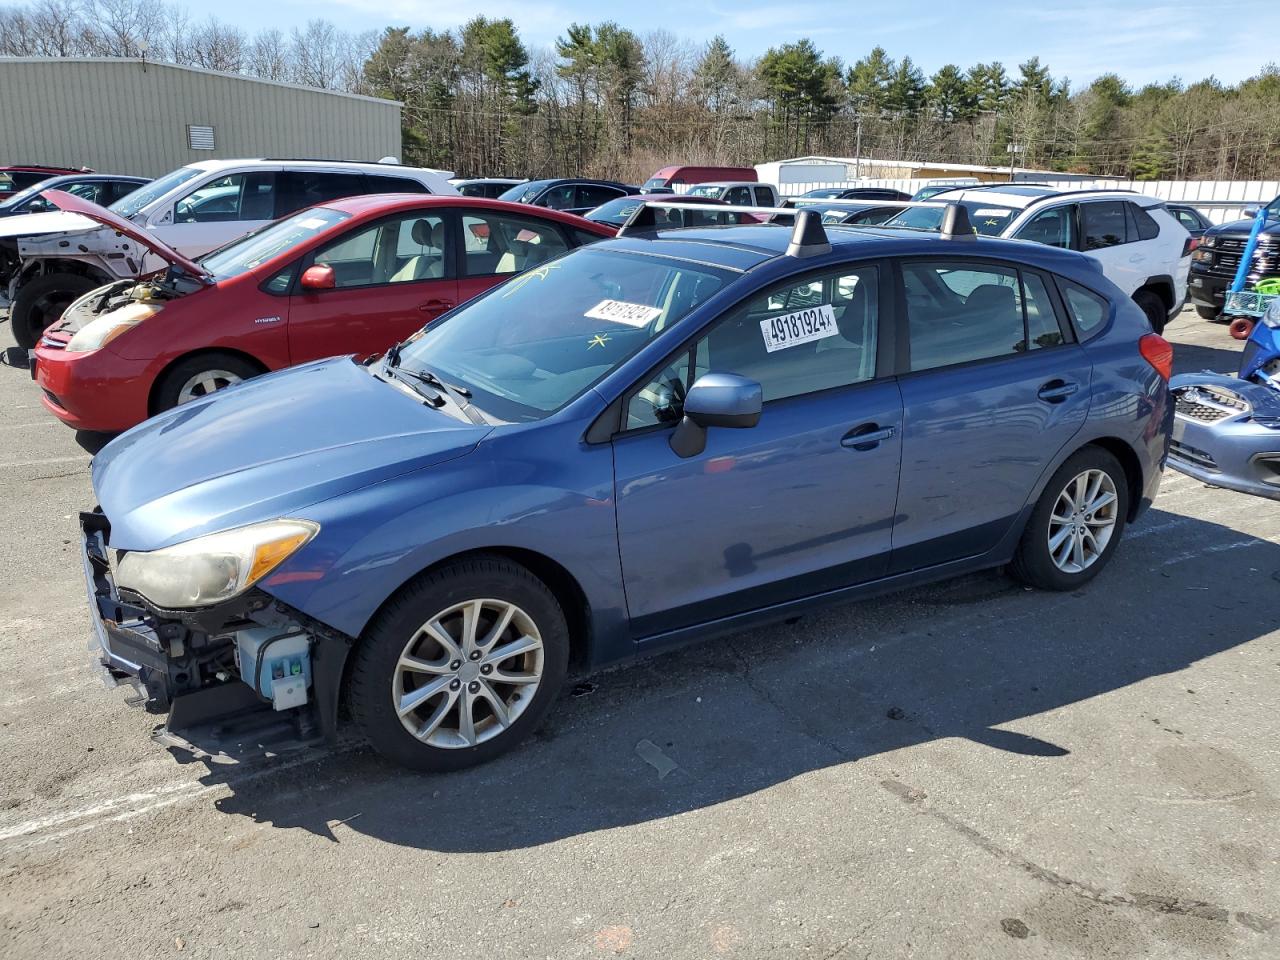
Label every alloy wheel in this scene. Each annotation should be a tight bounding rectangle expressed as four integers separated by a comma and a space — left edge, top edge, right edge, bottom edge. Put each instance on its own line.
1047, 468, 1119, 574
391, 599, 544, 749
176, 369, 243, 404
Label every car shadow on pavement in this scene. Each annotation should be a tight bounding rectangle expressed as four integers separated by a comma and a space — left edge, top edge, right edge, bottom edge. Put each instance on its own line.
202, 507, 1279, 851
1173, 337, 1244, 376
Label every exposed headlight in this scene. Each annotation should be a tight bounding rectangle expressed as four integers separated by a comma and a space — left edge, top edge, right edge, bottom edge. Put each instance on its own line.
115, 519, 318, 608
65, 301, 162, 353
1202, 235, 1217, 248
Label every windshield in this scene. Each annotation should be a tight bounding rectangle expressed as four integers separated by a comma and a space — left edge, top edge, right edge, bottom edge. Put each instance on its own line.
685, 185, 723, 198
109, 166, 204, 219
500, 180, 551, 204
396, 247, 732, 421
802, 188, 843, 199
642, 178, 667, 191
199, 207, 351, 280
886, 201, 1019, 236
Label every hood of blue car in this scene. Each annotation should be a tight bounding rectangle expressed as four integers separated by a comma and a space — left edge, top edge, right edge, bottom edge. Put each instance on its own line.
94, 358, 491, 550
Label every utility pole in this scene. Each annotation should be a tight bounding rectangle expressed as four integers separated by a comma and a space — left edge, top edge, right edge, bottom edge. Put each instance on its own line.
853, 96, 864, 179
1006, 142, 1025, 181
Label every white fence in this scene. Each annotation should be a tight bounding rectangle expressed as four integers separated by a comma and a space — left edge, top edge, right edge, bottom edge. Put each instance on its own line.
775, 178, 1280, 224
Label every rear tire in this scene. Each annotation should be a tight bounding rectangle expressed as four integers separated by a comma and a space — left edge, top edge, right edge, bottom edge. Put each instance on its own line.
10, 273, 98, 348
1195, 305, 1219, 321
1133, 289, 1167, 335
348, 555, 569, 772
1010, 447, 1130, 591
152, 352, 261, 413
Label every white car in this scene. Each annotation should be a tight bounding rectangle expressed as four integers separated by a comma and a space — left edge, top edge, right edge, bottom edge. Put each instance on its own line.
683, 181, 781, 207
887, 185, 1192, 334
1, 158, 457, 347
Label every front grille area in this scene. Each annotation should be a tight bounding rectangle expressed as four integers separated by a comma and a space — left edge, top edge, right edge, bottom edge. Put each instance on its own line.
1199, 235, 1280, 279
1170, 439, 1218, 471
1173, 387, 1247, 423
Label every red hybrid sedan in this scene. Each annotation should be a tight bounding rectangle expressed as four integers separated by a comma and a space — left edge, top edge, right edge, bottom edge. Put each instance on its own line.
34, 191, 616, 432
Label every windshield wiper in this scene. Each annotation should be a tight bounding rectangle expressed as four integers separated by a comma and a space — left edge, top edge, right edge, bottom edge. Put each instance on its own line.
383, 364, 446, 407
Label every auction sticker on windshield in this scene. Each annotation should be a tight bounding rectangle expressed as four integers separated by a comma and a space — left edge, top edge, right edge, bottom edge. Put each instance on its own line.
586, 299, 663, 328
761, 304, 838, 353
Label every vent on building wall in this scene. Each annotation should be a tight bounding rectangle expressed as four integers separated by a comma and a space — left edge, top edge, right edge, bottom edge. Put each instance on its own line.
187, 125, 215, 150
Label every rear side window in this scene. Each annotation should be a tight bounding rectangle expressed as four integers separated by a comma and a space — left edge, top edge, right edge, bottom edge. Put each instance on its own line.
1081, 201, 1129, 250
1060, 281, 1110, 340
365, 174, 429, 194
1129, 203, 1160, 241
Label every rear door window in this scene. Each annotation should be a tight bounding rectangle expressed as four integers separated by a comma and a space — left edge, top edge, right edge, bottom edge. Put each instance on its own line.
1080, 201, 1129, 250
903, 261, 1066, 371
275, 172, 366, 218
1015, 205, 1076, 249
540, 184, 577, 210
460, 212, 568, 277
752, 185, 774, 206
576, 184, 625, 208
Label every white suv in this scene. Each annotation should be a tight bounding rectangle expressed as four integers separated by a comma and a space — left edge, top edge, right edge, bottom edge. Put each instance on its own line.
888, 186, 1192, 333
1, 158, 457, 347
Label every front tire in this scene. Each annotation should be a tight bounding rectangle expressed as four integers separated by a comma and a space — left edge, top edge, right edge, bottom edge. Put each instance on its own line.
10, 272, 99, 348
153, 352, 261, 413
1133, 289, 1167, 335
348, 556, 569, 771
1195, 305, 1219, 321
1010, 448, 1129, 591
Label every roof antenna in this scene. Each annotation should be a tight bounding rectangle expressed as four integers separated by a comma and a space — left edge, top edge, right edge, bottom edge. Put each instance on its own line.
940, 202, 977, 241
787, 208, 831, 258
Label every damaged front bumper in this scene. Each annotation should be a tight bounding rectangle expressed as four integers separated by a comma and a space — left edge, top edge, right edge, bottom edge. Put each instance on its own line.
1168, 374, 1280, 501
80, 510, 354, 745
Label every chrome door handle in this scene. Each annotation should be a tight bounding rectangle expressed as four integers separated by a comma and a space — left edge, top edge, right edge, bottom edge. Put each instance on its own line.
841, 424, 896, 450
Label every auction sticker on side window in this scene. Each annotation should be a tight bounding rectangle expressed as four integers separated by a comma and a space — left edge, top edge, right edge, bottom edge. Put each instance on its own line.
586, 299, 663, 327
760, 304, 839, 352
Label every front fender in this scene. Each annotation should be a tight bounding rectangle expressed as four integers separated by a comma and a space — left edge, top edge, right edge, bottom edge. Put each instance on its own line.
260, 429, 630, 664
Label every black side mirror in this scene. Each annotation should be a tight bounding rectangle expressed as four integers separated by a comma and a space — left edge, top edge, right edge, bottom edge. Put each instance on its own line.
670, 373, 762, 458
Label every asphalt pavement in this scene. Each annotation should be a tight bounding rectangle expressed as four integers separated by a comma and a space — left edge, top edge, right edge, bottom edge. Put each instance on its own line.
1, 308, 1277, 959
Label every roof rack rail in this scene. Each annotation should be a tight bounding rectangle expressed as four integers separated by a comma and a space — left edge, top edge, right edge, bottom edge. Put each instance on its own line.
616, 198, 979, 248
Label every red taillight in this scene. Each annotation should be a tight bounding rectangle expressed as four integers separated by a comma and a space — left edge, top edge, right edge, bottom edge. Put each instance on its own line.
1185, 236, 1199, 254
1140, 333, 1173, 380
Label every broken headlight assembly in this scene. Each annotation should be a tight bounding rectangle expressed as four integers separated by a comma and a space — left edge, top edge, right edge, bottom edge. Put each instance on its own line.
115, 519, 318, 609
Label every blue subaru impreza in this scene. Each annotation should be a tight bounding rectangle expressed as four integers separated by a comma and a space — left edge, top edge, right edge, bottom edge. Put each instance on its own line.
80, 206, 1174, 770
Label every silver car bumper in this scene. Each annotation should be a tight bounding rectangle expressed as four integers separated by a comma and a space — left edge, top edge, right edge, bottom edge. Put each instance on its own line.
1168, 375, 1280, 501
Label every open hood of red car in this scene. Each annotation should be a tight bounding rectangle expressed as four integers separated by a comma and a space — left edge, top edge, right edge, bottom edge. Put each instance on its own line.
41, 188, 212, 282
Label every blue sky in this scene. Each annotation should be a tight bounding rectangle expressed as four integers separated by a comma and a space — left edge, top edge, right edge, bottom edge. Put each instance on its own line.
216, 0, 1275, 88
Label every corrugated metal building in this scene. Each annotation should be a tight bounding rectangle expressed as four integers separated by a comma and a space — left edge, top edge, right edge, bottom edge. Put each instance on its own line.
0, 58, 401, 177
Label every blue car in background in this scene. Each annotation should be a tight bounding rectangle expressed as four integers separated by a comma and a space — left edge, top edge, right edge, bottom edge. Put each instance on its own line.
80, 205, 1174, 770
